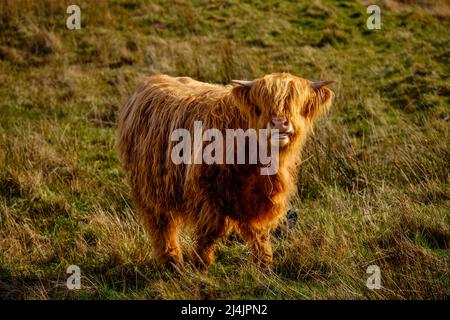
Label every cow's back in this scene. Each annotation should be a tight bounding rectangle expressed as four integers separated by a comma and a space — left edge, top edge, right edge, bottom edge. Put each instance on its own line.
117, 75, 228, 212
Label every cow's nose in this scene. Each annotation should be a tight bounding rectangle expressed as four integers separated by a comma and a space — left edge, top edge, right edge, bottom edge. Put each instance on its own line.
271, 118, 290, 130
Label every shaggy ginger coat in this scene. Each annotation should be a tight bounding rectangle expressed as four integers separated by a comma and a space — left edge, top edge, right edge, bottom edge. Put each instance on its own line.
117, 73, 333, 268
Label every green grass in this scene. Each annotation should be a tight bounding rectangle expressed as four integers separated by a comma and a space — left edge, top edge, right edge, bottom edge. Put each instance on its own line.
0, 0, 449, 299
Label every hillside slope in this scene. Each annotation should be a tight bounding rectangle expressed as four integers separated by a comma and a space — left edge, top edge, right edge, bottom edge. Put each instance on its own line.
0, 0, 448, 299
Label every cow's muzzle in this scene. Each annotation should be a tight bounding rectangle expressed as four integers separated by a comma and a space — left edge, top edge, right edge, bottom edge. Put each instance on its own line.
267, 118, 294, 147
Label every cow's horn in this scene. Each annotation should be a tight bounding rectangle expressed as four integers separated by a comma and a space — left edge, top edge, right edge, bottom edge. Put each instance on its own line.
231, 80, 253, 87
310, 80, 335, 89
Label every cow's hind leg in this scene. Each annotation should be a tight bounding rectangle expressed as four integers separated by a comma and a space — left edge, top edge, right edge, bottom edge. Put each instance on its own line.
140, 207, 183, 269
192, 216, 229, 269
237, 224, 273, 269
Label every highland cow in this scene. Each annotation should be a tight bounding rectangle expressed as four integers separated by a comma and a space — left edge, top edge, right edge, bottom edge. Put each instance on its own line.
117, 73, 334, 269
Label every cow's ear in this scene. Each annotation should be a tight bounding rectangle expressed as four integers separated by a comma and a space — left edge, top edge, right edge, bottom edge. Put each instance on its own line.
302, 81, 334, 120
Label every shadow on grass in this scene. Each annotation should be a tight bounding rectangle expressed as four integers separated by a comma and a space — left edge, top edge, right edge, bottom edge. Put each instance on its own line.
0, 259, 179, 299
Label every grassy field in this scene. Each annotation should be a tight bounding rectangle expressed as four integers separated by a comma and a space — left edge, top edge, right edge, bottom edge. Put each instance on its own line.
0, 0, 449, 299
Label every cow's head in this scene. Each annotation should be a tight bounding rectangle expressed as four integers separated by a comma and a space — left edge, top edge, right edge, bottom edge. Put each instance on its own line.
232, 73, 334, 148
